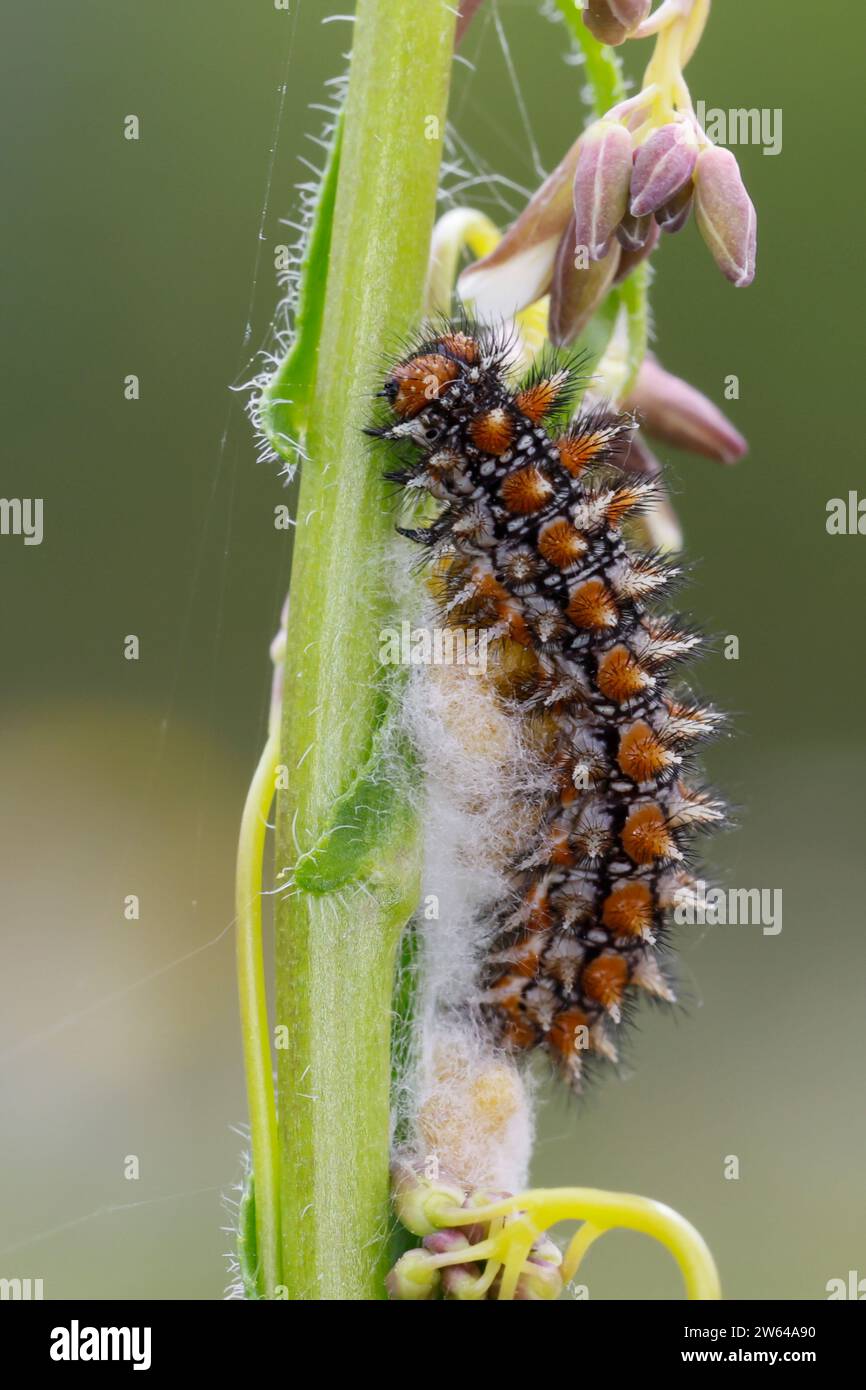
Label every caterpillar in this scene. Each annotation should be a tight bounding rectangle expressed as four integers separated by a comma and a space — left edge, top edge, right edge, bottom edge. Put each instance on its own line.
372, 322, 725, 1093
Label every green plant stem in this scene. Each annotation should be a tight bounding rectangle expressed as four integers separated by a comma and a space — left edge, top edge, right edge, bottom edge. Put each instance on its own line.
553, 1, 627, 116
619, 258, 650, 397
274, 0, 456, 1300
235, 732, 281, 1296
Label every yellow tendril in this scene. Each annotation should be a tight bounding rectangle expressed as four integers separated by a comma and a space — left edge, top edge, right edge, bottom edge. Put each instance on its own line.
235, 730, 281, 1296
234, 610, 286, 1296
436, 1185, 721, 1301
562, 1220, 603, 1284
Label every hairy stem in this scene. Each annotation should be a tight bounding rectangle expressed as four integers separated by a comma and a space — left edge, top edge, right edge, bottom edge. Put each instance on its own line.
274, 0, 456, 1300
553, 0, 627, 117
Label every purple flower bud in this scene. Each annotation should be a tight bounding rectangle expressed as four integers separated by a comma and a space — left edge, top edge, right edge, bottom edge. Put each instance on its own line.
614, 215, 660, 283
630, 122, 698, 217
655, 181, 694, 235
625, 357, 748, 463
608, 0, 653, 25
616, 210, 654, 253
583, 0, 652, 45
694, 145, 757, 286
422, 1228, 471, 1256
573, 119, 633, 262
548, 216, 621, 347
582, 0, 628, 44
386, 1249, 441, 1301
422, 1228, 483, 1301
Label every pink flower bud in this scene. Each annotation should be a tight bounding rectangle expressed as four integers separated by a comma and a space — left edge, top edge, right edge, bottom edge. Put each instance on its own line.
582, 0, 628, 44
630, 122, 698, 217
548, 216, 621, 347
583, 0, 652, 45
422, 1228, 471, 1256
694, 145, 757, 287
573, 119, 633, 262
614, 215, 660, 283
625, 357, 748, 463
608, 0, 653, 25
655, 181, 694, 234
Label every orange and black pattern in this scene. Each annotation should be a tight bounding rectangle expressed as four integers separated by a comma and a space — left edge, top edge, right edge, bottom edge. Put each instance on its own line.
372, 324, 725, 1091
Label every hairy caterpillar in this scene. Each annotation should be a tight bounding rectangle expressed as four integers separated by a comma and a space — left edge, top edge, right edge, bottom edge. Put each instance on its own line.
372, 323, 725, 1093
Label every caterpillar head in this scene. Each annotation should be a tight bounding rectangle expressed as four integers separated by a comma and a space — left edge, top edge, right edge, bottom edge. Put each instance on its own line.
381, 352, 462, 420
372, 331, 496, 443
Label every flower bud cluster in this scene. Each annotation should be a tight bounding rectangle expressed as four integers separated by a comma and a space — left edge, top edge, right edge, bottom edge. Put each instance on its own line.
459, 0, 757, 341
387, 1163, 564, 1300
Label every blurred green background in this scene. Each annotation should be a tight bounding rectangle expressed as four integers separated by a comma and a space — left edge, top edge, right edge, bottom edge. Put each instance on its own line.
1, 0, 862, 1300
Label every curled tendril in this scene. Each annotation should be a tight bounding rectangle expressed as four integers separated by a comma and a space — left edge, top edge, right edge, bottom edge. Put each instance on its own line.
390, 1177, 721, 1301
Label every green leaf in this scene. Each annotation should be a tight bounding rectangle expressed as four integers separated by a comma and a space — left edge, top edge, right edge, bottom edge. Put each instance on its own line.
237, 1170, 261, 1300
258, 117, 344, 464
293, 679, 418, 897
